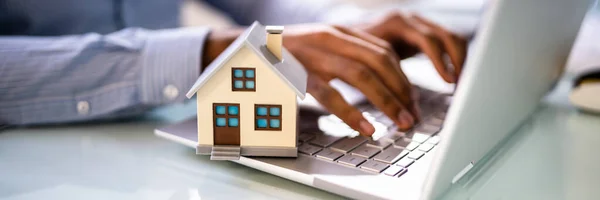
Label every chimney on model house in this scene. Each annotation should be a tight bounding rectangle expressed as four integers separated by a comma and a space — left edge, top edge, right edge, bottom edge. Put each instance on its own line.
266, 26, 284, 60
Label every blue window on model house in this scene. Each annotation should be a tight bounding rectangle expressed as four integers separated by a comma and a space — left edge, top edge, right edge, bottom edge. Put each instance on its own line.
232, 68, 256, 91
214, 104, 239, 128
255, 105, 282, 130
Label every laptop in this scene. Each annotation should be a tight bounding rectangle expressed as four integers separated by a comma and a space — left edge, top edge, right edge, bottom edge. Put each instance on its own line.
155, 0, 592, 199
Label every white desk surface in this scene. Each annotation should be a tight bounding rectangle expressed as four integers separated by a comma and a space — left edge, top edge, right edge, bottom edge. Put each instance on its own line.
0, 107, 341, 200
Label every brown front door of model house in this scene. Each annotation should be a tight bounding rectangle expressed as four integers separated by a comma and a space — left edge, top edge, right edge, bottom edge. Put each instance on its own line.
213, 103, 240, 145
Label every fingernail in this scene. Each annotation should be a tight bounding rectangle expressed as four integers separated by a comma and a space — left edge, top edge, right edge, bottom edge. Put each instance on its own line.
398, 111, 415, 128
359, 120, 375, 136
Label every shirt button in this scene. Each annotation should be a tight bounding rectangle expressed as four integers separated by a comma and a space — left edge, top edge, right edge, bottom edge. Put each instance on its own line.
77, 101, 90, 115
163, 84, 179, 100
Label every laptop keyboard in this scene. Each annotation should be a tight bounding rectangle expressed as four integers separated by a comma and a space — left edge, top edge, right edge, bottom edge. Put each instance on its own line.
297, 92, 449, 178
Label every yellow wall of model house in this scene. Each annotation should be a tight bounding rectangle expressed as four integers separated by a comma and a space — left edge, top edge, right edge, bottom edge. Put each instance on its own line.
195, 45, 297, 147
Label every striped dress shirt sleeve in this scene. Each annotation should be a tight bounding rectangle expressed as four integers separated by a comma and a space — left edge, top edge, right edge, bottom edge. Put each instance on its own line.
0, 27, 210, 125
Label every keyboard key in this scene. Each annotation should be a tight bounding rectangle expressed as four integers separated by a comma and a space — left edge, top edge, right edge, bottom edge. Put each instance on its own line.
418, 143, 435, 152
330, 136, 368, 153
370, 122, 389, 139
315, 149, 343, 161
360, 160, 389, 173
298, 143, 322, 155
419, 103, 437, 117
310, 134, 343, 147
373, 148, 409, 164
321, 124, 356, 137
298, 133, 315, 142
358, 105, 376, 112
433, 112, 446, 120
424, 117, 444, 127
383, 165, 404, 176
368, 111, 385, 118
362, 111, 376, 118
393, 139, 419, 151
393, 138, 409, 148
376, 116, 395, 127
396, 157, 414, 168
404, 132, 430, 144
427, 135, 441, 145
442, 96, 452, 107
351, 145, 381, 158
333, 126, 356, 136
379, 131, 406, 142
327, 114, 343, 123
407, 150, 425, 160
397, 168, 408, 177
366, 139, 392, 149
337, 154, 367, 167
415, 124, 440, 135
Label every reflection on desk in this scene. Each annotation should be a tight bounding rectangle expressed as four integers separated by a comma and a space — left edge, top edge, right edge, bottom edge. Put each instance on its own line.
0, 121, 342, 199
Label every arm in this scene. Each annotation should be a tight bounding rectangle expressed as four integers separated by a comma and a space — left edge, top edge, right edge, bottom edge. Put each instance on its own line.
0, 13, 466, 134
0, 27, 210, 126
189, 6, 467, 135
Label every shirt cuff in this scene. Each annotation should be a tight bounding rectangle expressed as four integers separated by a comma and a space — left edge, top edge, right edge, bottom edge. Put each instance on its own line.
141, 27, 210, 105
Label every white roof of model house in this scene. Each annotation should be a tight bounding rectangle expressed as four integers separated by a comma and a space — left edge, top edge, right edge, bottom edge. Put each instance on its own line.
186, 21, 308, 99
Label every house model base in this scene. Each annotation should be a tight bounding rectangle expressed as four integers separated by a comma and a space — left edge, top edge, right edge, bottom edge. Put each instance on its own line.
197, 145, 297, 160
185, 22, 308, 161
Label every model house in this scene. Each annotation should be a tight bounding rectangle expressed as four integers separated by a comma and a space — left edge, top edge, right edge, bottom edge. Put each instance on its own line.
186, 22, 307, 160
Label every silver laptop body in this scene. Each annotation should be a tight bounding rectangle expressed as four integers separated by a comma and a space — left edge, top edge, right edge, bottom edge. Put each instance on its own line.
155, 0, 592, 199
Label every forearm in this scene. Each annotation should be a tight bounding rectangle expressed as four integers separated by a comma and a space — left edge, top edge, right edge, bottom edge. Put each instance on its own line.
0, 27, 210, 125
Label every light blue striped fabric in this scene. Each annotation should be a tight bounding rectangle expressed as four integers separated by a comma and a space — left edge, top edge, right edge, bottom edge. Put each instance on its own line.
0, 26, 209, 125
0, 0, 345, 126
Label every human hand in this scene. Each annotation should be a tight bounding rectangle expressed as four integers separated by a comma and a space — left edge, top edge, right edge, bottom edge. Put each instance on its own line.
283, 24, 418, 136
359, 12, 469, 83
202, 14, 466, 137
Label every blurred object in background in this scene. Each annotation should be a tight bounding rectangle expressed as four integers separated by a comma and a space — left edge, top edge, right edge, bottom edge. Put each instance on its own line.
569, 68, 600, 114
181, 0, 487, 32
181, 0, 234, 28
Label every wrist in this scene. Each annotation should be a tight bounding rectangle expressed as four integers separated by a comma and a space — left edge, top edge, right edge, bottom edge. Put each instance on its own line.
201, 28, 245, 71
